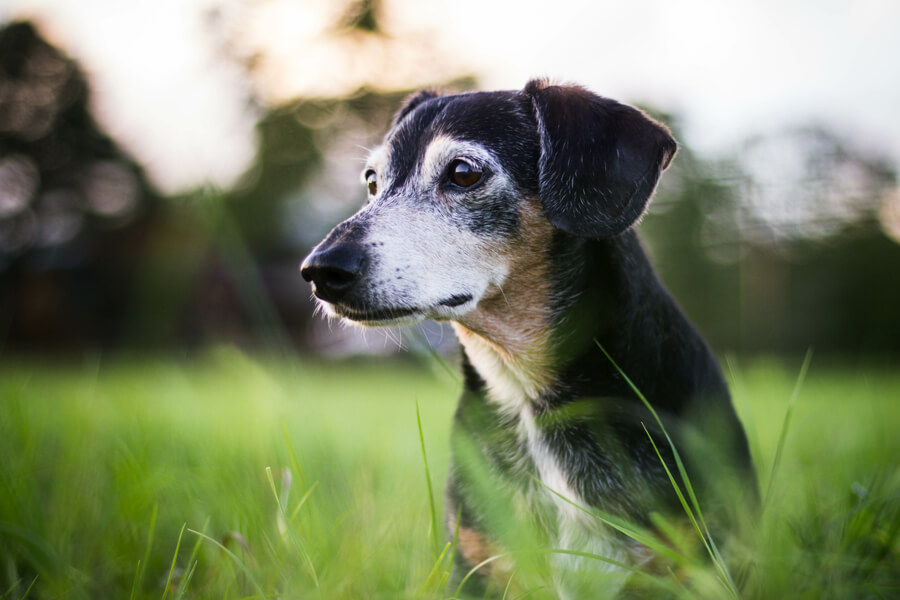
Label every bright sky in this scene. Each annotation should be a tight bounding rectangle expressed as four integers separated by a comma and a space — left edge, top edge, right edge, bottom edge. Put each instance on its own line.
428, 0, 900, 159
4, 0, 899, 193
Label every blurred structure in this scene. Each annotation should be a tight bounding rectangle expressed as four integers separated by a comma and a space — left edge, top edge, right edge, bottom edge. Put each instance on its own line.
0, 15, 468, 355
0, 22, 160, 351
642, 118, 900, 355
0, 10, 899, 357
219, 0, 469, 103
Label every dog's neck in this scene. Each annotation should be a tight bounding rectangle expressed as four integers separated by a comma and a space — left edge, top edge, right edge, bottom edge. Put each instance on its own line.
452, 226, 648, 414
451, 201, 562, 414
452, 309, 554, 415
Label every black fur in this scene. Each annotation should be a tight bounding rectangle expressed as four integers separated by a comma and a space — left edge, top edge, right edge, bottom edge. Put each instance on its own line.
380, 91, 540, 239
450, 228, 751, 518
304, 80, 753, 596
434, 84, 748, 592
392, 88, 442, 127
524, 79, 677, 238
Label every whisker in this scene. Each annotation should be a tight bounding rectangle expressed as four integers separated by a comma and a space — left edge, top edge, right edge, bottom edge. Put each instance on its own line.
497, 283, 513, 311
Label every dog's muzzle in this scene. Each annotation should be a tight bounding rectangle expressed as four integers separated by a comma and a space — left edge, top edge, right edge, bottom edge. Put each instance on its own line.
300, 242, 366, 304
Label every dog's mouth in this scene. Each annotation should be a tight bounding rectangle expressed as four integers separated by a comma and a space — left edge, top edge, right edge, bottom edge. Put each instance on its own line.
333, 303, 418, 323
328, 293, 474, 324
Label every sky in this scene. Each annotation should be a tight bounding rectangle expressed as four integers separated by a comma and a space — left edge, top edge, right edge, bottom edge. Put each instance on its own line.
429, 0, 900, 158
3, 0, 899, 194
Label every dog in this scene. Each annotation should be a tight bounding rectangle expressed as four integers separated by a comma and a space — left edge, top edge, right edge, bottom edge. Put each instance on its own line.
301, 79, 752, 597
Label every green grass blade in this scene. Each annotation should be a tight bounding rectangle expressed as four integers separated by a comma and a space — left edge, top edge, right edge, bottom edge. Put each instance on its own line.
596, 341, 739, 597
454, 554, 509, 597
443, 505, 463, 590
416, 398, 441, 560
172, 561, 198, 600
613, 356, 708, 528
187, 529, 268, 599
160, 523, 186, 600
264, 466, 280, 510
642, 424, 737, 596
546, 549, 677, 593
264, 467, 318, 587
531, 475, 685, 564
280, 423, 307, 492
289, 481, 319, 522
452, 548, 674, 598
595, 343, 706, 513
3, 578, 23, 599
639, 424, 705, 545
265, 465, 287, 538
129, 561, 141, 600
17, 575, 38, 600
132, 502, 158, 600
501, 570, 515, 600
763, 348, 813, 513
173, 518, 207, 600
418, 541, 452, 594
547, 548, 645, 574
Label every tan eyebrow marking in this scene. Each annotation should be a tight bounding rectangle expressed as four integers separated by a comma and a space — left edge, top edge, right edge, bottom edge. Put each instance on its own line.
421, 135, 500, 186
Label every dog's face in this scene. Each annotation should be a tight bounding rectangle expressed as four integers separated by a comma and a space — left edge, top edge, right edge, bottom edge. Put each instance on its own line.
301, 81, 676, 326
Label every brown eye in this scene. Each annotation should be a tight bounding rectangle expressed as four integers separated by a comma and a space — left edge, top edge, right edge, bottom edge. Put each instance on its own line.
449, 160, 482, 188
365, 170, 377, 196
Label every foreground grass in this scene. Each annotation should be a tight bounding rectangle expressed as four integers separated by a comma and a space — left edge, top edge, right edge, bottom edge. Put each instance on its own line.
0, 349, 898, 599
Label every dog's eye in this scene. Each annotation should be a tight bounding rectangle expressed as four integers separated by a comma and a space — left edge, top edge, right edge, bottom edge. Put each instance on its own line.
365, 170, 377, 196
449, 160, 482, 188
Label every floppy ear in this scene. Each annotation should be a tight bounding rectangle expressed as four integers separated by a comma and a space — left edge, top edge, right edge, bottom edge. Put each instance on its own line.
392, 88, 442, 126
523, 79, 676, 238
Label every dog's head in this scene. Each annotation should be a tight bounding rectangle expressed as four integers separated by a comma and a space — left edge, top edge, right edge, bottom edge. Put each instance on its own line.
301, 80, 676, 326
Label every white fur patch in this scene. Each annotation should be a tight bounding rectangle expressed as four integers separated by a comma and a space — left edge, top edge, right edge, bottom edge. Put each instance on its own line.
327, 138, 517, 325
522, 405, 629, 596
342, 131, 629, 596
454, 326, 543, 417
360, 201, 506, 315
459, 336, 628, 596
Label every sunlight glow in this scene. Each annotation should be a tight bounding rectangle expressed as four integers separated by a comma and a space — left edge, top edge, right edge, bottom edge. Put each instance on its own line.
5, 0, 899, 192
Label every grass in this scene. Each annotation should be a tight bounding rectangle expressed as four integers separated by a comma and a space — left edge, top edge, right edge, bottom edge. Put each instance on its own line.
0, 347, 898, 599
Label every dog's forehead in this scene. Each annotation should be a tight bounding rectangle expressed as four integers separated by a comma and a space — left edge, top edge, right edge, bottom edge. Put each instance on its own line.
377, 91, 537, 183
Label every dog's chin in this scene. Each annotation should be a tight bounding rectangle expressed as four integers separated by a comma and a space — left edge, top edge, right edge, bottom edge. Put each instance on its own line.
320, 294, 477, 327
332, 304, 425, 327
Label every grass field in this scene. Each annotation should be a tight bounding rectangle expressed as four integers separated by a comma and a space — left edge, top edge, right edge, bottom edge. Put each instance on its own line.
1, 348, 898, 599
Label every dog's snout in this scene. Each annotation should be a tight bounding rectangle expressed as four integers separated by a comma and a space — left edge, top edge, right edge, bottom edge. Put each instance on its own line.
300, 242, 366, 302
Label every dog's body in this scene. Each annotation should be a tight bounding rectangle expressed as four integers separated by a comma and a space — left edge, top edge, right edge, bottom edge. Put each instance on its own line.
301, 80, 752, 597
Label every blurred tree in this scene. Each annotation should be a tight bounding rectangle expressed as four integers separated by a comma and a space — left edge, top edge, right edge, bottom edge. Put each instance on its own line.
642, 118, 900, 355
0, 13, 473, 354
341, 0, 381, 32
209, 87, 470, 351
2, 17, 897, 357
638, 119, 745, 353
0, 21, 161, 351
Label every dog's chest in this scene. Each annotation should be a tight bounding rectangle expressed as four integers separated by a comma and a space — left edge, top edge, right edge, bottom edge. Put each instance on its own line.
456, 347, 631, 577
459, 340, 578, 510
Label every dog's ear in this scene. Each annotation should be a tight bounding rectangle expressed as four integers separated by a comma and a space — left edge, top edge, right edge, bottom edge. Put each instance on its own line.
392, 88, 442, 127
523, 79, 676, 238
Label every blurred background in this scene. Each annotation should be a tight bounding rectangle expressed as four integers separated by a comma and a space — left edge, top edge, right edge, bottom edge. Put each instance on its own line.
1, 0, 899, 359
2, 3, 899, 598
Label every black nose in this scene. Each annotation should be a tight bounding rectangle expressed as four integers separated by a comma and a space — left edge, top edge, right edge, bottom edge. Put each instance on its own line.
300, 242, 365, 302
